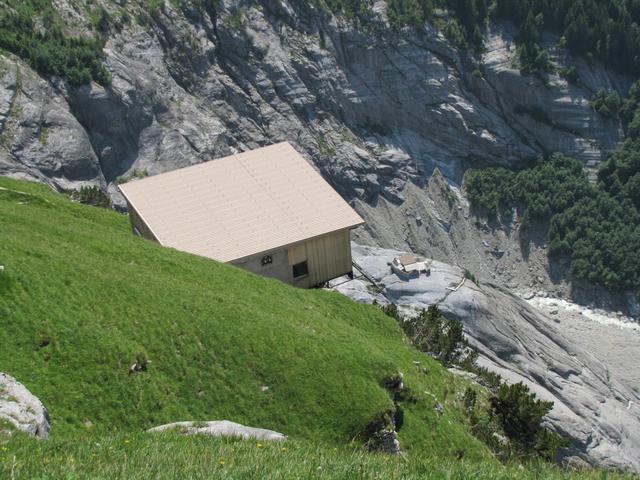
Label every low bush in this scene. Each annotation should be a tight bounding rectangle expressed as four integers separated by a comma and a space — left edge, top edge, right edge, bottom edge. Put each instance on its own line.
68, 186, 111, 209
491, 382, 569, 460
380, 303, 567, 461
591, 89, 622, 118
401, 306, 477, 367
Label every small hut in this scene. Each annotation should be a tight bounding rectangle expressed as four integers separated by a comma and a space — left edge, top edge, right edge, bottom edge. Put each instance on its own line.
119, 142, 364, 287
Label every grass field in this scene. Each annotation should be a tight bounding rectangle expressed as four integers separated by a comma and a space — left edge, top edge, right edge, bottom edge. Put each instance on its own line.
2, 432, 635, 480
0, 177, 635, 479
0, 177, 487, 451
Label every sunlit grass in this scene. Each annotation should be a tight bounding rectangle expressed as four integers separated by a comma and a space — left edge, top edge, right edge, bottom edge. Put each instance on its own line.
1, 432, 635, 480
0, 176, 635, 479
0, 177, 486, 456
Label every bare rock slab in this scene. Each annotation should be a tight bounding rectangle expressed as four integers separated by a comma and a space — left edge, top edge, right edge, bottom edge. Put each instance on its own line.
147, 420, 287, 442
0, 372, 50, 439
336, 244, 640, 473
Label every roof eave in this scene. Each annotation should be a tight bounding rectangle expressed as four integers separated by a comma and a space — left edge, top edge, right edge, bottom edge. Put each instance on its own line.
224, 221, 365, 264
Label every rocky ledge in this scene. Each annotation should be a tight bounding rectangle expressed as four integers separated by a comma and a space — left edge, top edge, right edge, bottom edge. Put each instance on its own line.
147, 420, 287, 442
333, 244, 640, 473
0, 372, 50, 439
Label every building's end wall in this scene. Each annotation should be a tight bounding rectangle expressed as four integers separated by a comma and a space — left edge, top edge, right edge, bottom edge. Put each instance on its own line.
294, 229, 353, 288
127, 203, 159, 243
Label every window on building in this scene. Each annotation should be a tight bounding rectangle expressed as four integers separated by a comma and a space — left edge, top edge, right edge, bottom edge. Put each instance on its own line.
292, 261, 309, 279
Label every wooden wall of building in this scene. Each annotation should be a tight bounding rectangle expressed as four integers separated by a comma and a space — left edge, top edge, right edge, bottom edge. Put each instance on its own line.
231, 248, 292, 283
293, 229, 353, 288
128, 204, 159, 242
232, 229, 354, 288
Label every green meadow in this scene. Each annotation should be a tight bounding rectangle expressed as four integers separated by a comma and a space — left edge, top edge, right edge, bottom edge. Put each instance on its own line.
0, 177, 634, 479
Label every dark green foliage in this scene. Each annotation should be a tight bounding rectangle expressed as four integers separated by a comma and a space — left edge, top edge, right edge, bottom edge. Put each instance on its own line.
467, 154, 588, 220
490, 382, 569, 460
387, 0, 433, 29
621, 81, 640, 138
464, 269, 480, 286
465, 166, 516, 220
0, 0, 110, 86
68, 186, 112, 209
514, 10, 550, 74
467, 145, 640, 290
443, 0, 489, 51
381, 302, 403, 322
401, 306, 476, 367
548, 192, 640, 288
628, 110, 640, 139
96, 7, 112, 34
462, 386, 477, 414
316, 0, 375, 22
622, 81, 640, 124
466, 154, 590, 222
442, 19, 469, 50
380, 304, 474, 367
591, 89, 622, 118
494, 0, 640, 77
471, 365, 503, 391
559, 66, 579, 84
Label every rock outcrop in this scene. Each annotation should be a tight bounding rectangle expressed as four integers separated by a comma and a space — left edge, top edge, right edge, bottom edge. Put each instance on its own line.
335, 244, 640, 472
0, 2, 629, 202
0, 1, 632, 306
0, 373, 50, 439
147, 420, 287, 441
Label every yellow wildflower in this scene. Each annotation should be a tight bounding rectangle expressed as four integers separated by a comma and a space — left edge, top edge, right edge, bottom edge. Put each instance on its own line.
257, 443, 263, 449
219, 459, 225, 466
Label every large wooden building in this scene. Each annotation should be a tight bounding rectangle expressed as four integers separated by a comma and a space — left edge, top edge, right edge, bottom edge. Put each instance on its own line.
118, 142, 364, 287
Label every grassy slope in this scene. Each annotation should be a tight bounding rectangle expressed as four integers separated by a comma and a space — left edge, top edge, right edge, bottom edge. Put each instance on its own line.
0, 177, 485, 457
1, 177, 635, 480
3, 433, 634, 480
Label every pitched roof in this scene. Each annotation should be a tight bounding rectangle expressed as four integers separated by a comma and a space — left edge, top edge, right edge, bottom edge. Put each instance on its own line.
118, 142, 364, 263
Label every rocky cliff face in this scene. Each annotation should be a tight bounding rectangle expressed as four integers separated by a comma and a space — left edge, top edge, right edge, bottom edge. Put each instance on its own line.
0, 0, 632, 305
0, 1, 629, 196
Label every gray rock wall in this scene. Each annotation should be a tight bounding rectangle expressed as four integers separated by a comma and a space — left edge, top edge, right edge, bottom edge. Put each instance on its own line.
0, 1, 631, 303
0, 1, 629, 203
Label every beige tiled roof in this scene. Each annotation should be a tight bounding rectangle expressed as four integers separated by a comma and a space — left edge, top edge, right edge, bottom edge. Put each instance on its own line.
119, 142, 364, 262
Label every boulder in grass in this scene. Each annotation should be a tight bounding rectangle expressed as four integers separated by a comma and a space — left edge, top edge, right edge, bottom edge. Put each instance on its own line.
147, 420, 287, 441
0, 372, 50, 439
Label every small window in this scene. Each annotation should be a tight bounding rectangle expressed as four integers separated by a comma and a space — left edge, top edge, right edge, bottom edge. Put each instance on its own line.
292, 261, 309, 279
